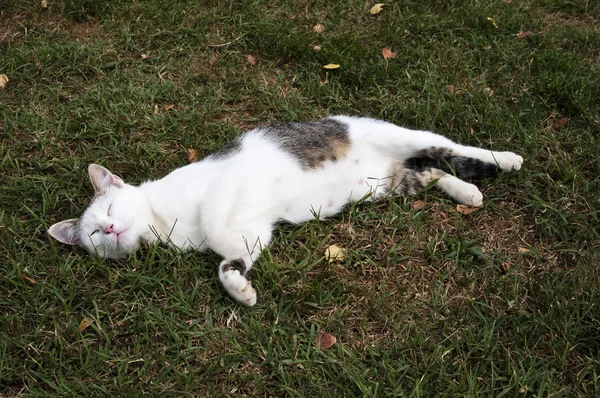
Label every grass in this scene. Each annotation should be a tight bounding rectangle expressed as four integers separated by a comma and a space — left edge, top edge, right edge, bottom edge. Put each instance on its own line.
1, 0, 600, 396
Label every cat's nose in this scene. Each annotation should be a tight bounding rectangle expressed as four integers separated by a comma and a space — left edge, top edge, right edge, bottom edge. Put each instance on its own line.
104, 224, 115, 234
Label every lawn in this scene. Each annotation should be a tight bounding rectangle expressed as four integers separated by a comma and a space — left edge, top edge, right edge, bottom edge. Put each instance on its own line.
1, 0, 599, 396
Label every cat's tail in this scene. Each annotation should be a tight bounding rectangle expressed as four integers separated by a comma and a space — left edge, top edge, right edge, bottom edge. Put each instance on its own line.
406, 146, 522, 178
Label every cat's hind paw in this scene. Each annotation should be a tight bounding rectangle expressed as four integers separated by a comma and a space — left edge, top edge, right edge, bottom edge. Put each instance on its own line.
496, 151, 523, 172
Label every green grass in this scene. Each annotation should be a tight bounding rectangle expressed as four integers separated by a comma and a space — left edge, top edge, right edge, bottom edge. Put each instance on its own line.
1, 0, 600, 396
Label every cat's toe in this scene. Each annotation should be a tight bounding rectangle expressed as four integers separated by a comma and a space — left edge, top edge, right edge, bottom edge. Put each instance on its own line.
497, 152, 523, 172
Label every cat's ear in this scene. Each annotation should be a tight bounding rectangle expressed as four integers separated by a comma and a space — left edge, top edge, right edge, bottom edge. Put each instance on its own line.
48, 218, 81, 245
88, 164, 125, 195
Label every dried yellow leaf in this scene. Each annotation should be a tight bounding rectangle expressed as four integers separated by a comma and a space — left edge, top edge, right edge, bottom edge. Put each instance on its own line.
313, 45, 322, 51
164, 104, 175, 110
323, 64, 340, 69
78, 318, 93, 332
518, 247, 531, 254
487, 17, 499, 28
325, 244, 345, 263
41, 0, 48, 8
0, 74, 8, 89
370, 3, 385, 15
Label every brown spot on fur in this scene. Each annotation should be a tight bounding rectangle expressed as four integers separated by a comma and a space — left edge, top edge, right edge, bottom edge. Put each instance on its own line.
261, 118, 351, 169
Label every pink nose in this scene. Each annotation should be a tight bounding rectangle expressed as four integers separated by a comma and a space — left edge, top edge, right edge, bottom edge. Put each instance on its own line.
104, 224, 115, 234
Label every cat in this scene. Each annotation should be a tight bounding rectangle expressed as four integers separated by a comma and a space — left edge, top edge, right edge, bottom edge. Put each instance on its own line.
48, 116, 523, 306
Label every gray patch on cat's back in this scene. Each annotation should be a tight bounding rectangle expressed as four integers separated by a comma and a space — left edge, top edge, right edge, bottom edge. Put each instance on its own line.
261, 118, 351, 169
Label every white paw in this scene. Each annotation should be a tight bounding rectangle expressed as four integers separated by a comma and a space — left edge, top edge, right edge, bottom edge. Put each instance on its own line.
495, 151, 523, 172
454, 183, 484, 207
220, 269, 257, 306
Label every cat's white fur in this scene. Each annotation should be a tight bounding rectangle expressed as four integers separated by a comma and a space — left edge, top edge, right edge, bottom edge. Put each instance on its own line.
48, 116, 523, 305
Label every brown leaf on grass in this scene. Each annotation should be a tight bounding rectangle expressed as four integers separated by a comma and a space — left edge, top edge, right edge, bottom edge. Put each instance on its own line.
0, 74, 8, 89
456, 204, 480, 215
312, 24, 325, 33
22, 274, 37, 285
484, 87, 494, 96
314, 331, 337, 350
78, 318, 93, 332
412, 200, 425, 210
246, 54, 256, 65
325, 244, 345, 263
313, 45, 322, 51
517, 31, 533, 39
187, 149, 198, 163
447, 85, 464, 95
518, 247, 531, 254
323, 63, 340, 69
164, 104, 175, 111
501, 261, 511, 272
41, 0, 48, 9
381, 47, 397, 60
370, 3, 385, 15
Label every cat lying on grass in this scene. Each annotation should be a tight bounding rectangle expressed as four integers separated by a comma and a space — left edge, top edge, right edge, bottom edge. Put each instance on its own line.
49, 116, 523, 306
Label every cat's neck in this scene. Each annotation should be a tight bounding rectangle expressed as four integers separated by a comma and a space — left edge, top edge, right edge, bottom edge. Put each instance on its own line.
138, 162, 216, 244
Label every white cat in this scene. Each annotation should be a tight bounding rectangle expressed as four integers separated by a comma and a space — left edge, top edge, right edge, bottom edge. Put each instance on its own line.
48, 116, 523, 306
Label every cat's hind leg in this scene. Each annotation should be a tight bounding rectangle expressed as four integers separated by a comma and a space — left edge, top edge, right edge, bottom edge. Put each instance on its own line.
386, 165, 483, 207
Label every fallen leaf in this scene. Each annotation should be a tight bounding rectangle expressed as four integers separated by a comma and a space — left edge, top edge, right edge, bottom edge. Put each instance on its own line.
381, 47, 397, 60
22, 274, 37, 285
187, 148, 198, 163
502, 0, 512, 3
520, 386, 529, 394
246, 54, 256, 65
312, 24, 325, 33
140, 53, 149, 59
518, 247, 531, 254
325, 244, 345, 263
314, 331, 337, 350
164, 104, 175, 110
412, 200, 425, 210
456, 204, 480, 215
154, 104, 159, 115
440, 211, 448, 220
487, 17, 499, 28
78, 318, 93, 332
484, 87, 494, 96
41, 0, 48, 8
323, 63, 340, 69
557, 117, 570, 127
501, 261, 511, 272
370, 3, 385, 15
517, 30, 533, 39
0, 74, 8, 89
313, 45, 322, 51
447, 85, 464, 95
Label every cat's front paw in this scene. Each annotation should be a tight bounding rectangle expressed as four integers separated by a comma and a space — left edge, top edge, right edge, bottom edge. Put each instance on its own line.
496, 151, 523, 172
219, 262, 257, 306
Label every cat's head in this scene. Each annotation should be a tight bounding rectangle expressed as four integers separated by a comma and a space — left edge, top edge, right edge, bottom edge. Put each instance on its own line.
48, 164, 153, 259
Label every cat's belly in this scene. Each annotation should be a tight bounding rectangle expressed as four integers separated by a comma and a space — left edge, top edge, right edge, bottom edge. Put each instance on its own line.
277, 158, 391, 223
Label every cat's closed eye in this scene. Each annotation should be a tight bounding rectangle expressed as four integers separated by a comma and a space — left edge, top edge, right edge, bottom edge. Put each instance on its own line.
107, 204, 112, 216
90, 229, 100, 236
